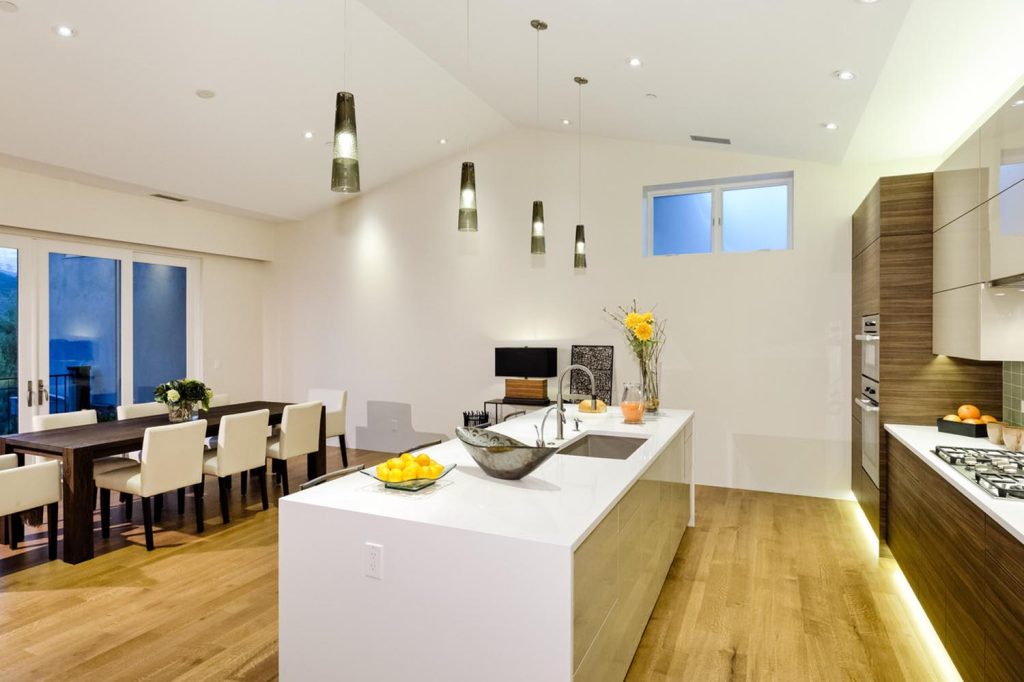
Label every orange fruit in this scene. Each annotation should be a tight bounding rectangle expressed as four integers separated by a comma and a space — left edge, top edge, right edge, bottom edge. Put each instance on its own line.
981, 415, 998, 423
957, 404, 981, 421
415, 453, 431, 467
943, 415, 962, 422
963, 418, 983, 425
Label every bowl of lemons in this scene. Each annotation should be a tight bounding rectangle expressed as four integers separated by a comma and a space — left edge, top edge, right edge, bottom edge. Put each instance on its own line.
361, 452, 455, 492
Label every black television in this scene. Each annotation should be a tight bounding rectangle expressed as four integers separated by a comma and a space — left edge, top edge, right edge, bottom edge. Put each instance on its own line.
495, 347, 557, 378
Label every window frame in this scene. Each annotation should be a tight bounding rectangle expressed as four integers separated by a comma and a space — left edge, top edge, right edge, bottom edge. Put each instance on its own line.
644, 171, 794, 256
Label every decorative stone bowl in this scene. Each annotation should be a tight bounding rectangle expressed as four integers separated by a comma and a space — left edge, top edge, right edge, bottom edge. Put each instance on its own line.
455, 427, 557, 480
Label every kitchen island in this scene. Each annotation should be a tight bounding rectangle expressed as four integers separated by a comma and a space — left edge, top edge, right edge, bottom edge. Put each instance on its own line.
279, 407, 694, 681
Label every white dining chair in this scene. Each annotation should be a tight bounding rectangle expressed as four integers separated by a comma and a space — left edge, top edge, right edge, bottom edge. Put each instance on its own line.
117, 402, 167, 420
308, 389, 348, 467
94, 420, 208, 551
33, 410, 136, 475
0, 455, 61, 560
203, 409, 270, 523
266, 401, 321, 496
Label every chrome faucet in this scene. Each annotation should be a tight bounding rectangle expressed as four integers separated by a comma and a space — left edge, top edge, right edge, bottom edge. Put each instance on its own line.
555, 364, 597, 440
535, 406, 564, 446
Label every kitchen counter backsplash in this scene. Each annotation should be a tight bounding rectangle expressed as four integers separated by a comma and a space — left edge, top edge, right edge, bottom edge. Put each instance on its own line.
1004, 361, 1024, 426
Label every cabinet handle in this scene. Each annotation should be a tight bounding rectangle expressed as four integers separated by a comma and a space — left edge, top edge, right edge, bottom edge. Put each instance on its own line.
854, 334, 880, 342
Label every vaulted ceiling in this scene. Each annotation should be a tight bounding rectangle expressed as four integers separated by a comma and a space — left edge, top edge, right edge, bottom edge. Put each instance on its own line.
0, 0, 1022, 222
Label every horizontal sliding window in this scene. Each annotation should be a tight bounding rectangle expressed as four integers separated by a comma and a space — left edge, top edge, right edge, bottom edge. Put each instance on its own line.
645, 172, 793, 255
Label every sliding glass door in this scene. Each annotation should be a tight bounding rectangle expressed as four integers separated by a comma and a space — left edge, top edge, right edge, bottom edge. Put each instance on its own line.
5, 238, 198, 430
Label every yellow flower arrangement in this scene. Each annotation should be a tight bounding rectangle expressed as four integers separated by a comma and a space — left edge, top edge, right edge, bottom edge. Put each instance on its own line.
624, 312, 644, 330
633, 322, 654, 341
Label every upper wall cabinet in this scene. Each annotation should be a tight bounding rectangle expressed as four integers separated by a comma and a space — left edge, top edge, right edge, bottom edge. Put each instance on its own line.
934, 130, 984, 230
980, 84, 1024, 282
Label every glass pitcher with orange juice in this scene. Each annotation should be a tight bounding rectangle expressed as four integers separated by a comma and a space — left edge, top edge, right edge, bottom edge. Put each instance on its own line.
621, 382, 645, 424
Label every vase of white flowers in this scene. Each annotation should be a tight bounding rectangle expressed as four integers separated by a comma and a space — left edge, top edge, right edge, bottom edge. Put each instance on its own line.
154, 379, 213, 423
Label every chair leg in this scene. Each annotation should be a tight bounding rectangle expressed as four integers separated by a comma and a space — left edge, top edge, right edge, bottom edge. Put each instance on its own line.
218, 476, 231, 524
47, 502, 58, 561
100, 488, 111, 538
258, 468, 269, 510
278, 460, 290, 496
154, 493, 164, 523
177, 487, 186, 515
1, 515, 7, 546
240, 470, 248, 496
193, 482, 205, 534
141, 497, 155, 551
124, 494, 133, 521
340, 434, 348, 468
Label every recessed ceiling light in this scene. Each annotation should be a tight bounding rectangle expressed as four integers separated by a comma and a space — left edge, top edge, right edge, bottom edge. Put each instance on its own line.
833, 70, 856, 81
195, 89, 216, 99
561, 119, 571, 125
1012, 99, 1024, 108
53, 25, 77, 38
0, 2, 19, 13
303, 131, 314, 140
822, 122, 839, 130
627, 57, 642, 68
857, 0, 880, 4
438, 138, 448, 145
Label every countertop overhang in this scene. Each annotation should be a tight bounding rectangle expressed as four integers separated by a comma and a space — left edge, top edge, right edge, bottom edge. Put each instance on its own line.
284, 406, 694, 549
885, 424, 1024, 544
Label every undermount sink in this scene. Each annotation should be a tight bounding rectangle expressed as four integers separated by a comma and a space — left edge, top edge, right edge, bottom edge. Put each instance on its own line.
556, 434, 648, 460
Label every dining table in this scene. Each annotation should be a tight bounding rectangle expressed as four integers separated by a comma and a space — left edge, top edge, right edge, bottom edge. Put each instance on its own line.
1, 401, 327, 564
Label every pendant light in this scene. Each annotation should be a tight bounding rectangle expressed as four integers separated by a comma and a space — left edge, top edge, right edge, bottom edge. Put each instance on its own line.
458, 0, 478, 231
574, 76, 588, 269
530, 19, 548, 254
331, 0, 360, 193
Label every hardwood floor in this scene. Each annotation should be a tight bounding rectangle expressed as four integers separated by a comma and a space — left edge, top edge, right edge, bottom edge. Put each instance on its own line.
2, 471, 957, 680
626, 486, 958, 681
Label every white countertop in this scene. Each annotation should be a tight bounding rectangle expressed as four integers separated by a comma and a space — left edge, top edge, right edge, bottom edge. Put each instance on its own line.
286, 406, 693, 549
885, 424, 1024, 544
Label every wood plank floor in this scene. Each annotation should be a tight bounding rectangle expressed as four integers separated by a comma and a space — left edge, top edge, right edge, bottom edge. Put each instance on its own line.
1, 467, 958, 680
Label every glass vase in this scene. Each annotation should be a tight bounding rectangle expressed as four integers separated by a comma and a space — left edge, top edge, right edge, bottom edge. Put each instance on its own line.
621, 382, 645, 424
168, 401, 196, 423
640, 358, 660, 413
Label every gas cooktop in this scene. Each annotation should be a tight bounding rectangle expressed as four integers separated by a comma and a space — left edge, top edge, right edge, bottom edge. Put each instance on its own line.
934, 445, 1024, 500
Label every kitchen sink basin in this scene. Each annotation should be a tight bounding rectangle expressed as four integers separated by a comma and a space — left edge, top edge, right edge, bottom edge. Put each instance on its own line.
556, 434, 648, 460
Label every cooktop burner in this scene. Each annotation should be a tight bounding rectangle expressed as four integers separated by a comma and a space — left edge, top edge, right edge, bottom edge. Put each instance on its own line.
933, 446, 1024, 500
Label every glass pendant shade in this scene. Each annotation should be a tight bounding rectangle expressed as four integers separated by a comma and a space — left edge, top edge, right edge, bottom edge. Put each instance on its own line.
458, 161, 478, 231
574, 224, 587, 269
331, 91, 360, 193
531, 200, 546, 254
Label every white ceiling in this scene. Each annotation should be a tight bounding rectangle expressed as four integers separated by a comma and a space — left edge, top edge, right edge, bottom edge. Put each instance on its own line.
0, 0, 1023, 222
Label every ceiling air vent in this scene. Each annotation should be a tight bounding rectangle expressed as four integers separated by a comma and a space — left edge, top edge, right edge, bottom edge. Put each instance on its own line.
150, 193, 187, 203
690, 135, 731, 145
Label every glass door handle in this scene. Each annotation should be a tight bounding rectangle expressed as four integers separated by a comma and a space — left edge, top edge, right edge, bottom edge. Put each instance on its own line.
37, 379, 48, 406
26, 379, 33, 407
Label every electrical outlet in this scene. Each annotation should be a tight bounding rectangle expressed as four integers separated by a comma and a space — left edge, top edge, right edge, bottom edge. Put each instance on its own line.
365, 542, 383, 580
390, 419, 398, 432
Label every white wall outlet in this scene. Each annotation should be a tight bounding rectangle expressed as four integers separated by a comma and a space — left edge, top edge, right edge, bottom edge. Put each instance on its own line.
390, 419, 398, 432
365, 542, 383, 580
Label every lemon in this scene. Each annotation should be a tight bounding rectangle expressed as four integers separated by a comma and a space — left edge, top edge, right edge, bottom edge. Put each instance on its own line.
404, 463, 421, 479
430, 464, 444, 478
387, 469, 404, 483
400, 453, 414, 463
415, 453, 431, 467
386, 457, 404, 470
375, 463, 389, 479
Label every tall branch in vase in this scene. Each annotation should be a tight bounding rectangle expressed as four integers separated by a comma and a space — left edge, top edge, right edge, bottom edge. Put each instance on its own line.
605, 300, 666, 413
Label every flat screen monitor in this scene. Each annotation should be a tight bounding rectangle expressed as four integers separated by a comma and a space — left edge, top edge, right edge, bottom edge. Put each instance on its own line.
495, 347, 557, 378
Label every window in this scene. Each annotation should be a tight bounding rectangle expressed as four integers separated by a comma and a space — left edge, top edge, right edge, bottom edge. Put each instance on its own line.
645, 172, 793, 255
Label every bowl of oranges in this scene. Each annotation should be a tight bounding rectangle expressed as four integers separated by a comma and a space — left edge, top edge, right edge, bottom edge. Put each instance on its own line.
361, 452, 455, 492
938, 404, 998, 438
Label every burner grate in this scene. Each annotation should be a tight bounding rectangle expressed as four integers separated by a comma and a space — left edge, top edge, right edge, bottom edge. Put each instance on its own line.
933, 445, 1024, 500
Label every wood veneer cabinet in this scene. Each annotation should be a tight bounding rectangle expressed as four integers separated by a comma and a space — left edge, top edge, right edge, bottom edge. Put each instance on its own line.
888, 438, 1024, 681
851, 174, 1001, 541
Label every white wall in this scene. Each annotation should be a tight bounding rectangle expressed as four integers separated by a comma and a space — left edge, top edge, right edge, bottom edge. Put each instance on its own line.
265, 127, 930, 499
0, 165, 270, 403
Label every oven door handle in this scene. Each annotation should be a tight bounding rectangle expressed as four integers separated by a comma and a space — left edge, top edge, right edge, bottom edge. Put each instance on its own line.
855, 397, 879, 413
855, 334, 880, 342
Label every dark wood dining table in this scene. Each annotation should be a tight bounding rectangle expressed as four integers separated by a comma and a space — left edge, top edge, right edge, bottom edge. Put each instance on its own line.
1, 401, 327, 564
